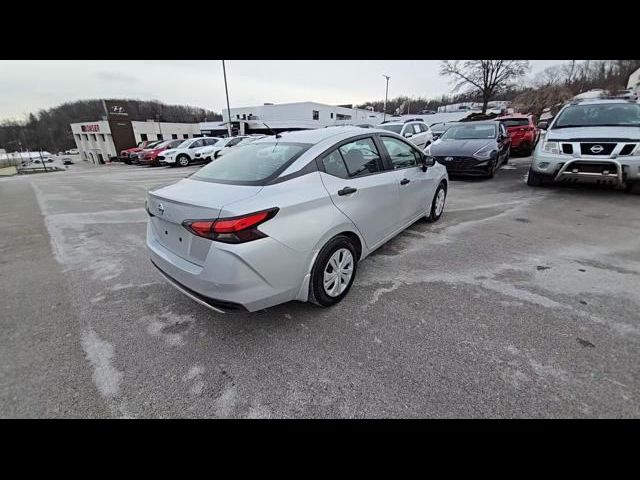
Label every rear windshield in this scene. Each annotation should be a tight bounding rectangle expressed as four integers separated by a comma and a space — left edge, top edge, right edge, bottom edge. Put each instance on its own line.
501, 118, 529, 127
378, 124, 403, 134
553, 103, 640, 128
190, 142, 311, 184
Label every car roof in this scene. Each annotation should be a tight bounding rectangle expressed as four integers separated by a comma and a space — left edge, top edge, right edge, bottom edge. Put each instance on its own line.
252, 126, 373, 145
568, 98, 636, 105
496, 114, 530, 120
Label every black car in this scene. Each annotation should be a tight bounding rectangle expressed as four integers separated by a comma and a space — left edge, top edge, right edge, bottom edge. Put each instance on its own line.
425, 121, 511, 178
429, 121, 460, 141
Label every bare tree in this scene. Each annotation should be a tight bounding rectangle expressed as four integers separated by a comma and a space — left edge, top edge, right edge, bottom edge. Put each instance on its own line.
440, 60, 530, 113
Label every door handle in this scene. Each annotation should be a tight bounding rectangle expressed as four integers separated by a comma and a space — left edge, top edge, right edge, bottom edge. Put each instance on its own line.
400, 178, 410, 185
338, 186, 357, 196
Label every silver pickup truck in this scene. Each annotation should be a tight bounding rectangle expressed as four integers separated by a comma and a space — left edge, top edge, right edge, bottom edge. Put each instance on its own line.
527, 99, 640, 192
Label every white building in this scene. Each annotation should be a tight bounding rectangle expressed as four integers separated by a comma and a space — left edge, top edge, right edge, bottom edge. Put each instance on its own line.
200, 102, 384, 137
71, 120, 201, 164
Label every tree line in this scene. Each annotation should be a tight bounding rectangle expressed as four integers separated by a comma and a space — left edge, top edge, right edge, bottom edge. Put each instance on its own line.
0, 99, 222, 153
358, 60, 640, 119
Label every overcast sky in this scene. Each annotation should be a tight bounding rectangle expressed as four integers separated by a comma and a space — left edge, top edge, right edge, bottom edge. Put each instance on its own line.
0, 60, 568, 122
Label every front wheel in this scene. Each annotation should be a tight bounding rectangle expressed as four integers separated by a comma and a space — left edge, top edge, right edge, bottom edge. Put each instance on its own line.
527, 167, 548, 186
426, 182, 447, 222
309, 235, 358, 307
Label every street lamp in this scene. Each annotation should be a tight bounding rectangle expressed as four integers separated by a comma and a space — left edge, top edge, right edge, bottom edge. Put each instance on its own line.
222, 60, 232, 137
382, 75, 391, 122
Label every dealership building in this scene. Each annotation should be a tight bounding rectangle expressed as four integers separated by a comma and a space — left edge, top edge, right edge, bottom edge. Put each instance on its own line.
200, 102, 385, 137
69, 100, 203, 164
71, 120, 202, 164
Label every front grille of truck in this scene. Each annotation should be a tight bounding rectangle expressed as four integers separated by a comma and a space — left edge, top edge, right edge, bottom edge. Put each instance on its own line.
580, 143, 615, 155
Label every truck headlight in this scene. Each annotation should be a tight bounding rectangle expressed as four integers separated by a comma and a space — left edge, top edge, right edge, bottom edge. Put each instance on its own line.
632, 144, 640, 155
541, 141, 559, 154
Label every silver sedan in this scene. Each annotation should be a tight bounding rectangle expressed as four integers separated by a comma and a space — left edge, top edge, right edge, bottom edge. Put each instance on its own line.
146, 127, 449, 312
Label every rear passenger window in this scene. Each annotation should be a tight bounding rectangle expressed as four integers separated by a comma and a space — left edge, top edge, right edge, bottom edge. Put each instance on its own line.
322, 150, 348, 178
338, 137, 382, 177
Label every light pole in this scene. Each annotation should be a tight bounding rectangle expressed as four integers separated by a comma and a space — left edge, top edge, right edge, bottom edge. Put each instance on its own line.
382, 75, 390, 122
222, 60, 232, 137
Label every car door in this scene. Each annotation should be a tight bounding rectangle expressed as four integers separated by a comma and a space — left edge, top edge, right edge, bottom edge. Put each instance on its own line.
187, 139, 205, 158
379, 135, 436, 225
317, 136, 402, 249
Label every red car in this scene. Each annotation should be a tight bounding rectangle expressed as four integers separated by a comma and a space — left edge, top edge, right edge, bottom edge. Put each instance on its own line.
138, 139, 183, 166
118, 140, 159, 164
496, 114, 539, 156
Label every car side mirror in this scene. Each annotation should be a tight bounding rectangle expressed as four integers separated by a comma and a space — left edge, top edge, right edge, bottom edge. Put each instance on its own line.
421, 154, 435, 172
404, 131, 413, 138
537, 121, 549, 130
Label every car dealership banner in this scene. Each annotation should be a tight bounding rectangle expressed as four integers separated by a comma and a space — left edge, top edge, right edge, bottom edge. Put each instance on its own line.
102, 99, 136, 154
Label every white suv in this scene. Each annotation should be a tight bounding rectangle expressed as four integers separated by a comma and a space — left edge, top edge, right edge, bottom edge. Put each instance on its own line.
528, 99, 640, 191
377, 120, 434, 149
158, 137, 220, 167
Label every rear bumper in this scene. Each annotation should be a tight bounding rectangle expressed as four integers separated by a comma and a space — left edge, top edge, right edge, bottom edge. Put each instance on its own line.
150, 259, 243, 313
147, 222, 307, 312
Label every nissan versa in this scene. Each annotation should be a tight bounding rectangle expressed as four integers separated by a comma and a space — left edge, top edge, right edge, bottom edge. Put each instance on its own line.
146, 127, 449, 312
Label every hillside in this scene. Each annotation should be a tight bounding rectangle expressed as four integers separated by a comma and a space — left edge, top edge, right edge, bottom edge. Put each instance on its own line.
0, 99, 222, 152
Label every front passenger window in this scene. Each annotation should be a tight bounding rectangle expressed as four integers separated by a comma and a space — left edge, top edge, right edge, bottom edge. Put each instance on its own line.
337, 137, 382, 177
381, 137, 420, 169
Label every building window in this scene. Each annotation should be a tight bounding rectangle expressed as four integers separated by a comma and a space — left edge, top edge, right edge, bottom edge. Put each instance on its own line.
157, 134, 163, 140
172, 134, 178, 139
83, 134, 89, 140
140, 133, 148, 141
312, 110, 319, 120
100, 134, 105, 142
90, 134, 96, 141
76, 134, 81, 141
183, 134, 189, 139
330, 113, 334, 119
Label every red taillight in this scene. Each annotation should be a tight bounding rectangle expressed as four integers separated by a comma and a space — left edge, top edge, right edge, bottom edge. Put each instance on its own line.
213, 211, 271, 233
183, 208, 278, 244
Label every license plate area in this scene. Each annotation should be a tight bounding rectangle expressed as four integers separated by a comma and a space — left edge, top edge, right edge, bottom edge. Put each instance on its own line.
154, 218, 193, 259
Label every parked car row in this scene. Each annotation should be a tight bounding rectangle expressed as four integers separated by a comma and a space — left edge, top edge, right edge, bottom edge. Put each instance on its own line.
116, 135, 269, 168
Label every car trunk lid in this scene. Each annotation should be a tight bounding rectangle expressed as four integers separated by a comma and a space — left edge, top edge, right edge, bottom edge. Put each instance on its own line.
147, 178, 263, 265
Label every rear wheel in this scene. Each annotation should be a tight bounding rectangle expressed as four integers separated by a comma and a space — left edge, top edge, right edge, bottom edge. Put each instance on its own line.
177, 154, 190, 167
426, 182, 447, 222
309, 235, 358, 307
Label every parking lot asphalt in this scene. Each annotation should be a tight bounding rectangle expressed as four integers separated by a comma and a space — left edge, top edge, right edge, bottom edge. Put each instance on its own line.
2, 157, 639, 418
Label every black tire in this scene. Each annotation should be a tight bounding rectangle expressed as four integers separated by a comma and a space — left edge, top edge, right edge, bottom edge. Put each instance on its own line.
487, 159, 497, 179
625, 182, 640, 194
527, 167, 547, 186
426, 182, 447, 223
309, 235, 358, 308
177, 154, 190, 167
